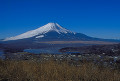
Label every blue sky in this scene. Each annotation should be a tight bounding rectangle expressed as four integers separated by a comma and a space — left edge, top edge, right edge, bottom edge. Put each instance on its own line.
0, 0, 120, 39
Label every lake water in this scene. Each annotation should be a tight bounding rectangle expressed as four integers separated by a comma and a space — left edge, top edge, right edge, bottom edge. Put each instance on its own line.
0, 51, 5, 59
24, 47, 63, 54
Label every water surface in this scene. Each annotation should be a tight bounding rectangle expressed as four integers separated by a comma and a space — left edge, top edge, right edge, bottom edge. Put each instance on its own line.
24, 47, 62, 54
0, 50, 5, 59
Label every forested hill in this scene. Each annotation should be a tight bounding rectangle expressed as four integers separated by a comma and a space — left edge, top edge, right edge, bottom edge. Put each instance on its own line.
60, 43, 120, 56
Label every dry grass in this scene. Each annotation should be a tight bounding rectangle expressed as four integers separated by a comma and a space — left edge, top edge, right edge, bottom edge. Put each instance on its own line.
0, 60, 120, 81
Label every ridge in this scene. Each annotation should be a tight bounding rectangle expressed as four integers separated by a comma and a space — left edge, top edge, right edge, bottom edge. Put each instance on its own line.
3, 23, 75, 41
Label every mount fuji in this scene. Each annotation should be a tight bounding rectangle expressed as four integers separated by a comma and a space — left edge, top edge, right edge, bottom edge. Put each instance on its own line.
1, 22, 120, 46
0, 23, 119, 52
3, 23, 97, 41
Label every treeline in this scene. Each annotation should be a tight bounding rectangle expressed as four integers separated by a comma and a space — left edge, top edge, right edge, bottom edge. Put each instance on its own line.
60, 43, 120, 56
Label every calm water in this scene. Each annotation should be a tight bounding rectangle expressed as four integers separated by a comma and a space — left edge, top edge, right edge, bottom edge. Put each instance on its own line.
24, 47, 62, 54
23, 44, 88, 54
0, 51, 5, 59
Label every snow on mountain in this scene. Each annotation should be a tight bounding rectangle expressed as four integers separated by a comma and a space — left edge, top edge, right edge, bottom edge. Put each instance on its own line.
4, 23, 75, 41
36, 35, 44, 38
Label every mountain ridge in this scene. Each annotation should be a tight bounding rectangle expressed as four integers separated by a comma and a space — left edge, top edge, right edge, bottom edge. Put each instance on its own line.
4, 23, 75, 41
2, 23, 120, 43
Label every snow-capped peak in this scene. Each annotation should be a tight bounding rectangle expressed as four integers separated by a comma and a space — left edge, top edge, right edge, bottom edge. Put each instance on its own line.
4, 23, 75, 41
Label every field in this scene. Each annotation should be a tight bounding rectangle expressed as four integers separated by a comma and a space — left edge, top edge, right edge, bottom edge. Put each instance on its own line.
0, 59, 120, 81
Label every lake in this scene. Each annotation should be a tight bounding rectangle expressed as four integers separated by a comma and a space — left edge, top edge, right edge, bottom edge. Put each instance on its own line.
24, 47, 63, 54
0, 50, 5, 59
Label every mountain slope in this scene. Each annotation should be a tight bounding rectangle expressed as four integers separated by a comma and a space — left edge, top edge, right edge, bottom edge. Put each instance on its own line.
0, 22, 119, 51
2, 23, 120, 42
4, 23, 75, 41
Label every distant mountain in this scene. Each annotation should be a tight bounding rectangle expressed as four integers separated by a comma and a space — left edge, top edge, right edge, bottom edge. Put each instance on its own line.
2, 23, 120, 42
0, 23, 120, 52
4, 23, 75, 41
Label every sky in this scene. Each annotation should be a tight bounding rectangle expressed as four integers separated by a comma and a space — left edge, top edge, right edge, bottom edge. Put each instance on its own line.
0, 0, 120, 39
